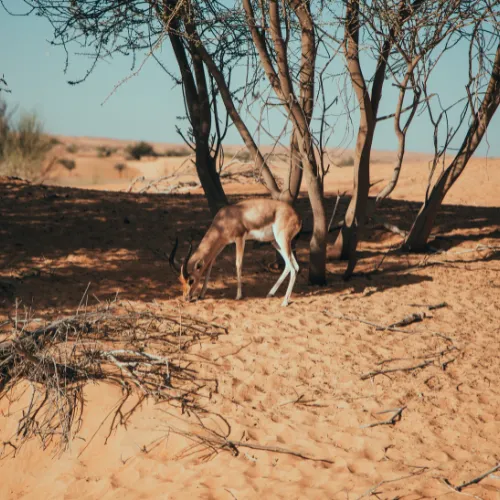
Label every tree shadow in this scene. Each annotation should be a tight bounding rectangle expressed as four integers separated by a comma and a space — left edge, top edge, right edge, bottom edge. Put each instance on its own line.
0, 178, 498, 313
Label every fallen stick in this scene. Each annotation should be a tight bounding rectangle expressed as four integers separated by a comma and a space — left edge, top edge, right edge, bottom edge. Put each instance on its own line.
444, 463, 500, 492
323, 310, 417, 334
356, 470, 426, 500
361, 360, 433, 380
224, 439, 335, 464
361, 406, 406, 428
388, 312, 427, 328
173, 426, 336, 465
408, 302, 448, 310
377, 346, 458, 366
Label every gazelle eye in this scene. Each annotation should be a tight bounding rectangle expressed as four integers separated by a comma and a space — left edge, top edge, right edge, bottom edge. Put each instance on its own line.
188, 278, 194, 286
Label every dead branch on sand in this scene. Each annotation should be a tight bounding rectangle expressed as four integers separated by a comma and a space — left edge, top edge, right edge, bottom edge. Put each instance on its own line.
171, 425, 336, 464
0, 304, 226, 453
360, 406, 407, 428
443, 463, 500, 492
356, 470, 427, 499
323, 310, 453, 343
323, 310, 424, 334
408, 302, 448, 310
360, 360, 433, 380
387, 312, 427, 328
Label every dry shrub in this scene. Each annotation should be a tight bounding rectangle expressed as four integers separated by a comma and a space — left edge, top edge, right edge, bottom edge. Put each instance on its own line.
0, 100, 52, 180
0, 304, 225, 454
335, 155, 355, 167
58, 158, 76, 171
163, 147, 190, 157
114, 162, 127, 176
236, 149, 252, 162
96, 145, 117, 158
125, 141, 156, 160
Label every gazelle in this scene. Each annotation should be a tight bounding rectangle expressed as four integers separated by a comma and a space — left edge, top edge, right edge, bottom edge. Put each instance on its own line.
170, 198, 301, 307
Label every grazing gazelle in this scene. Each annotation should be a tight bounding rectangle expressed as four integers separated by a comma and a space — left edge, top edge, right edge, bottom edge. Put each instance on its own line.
170, 199, 301, 306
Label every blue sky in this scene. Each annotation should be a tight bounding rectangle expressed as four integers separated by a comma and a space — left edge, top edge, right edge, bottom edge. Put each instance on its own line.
1, 4, 499, 157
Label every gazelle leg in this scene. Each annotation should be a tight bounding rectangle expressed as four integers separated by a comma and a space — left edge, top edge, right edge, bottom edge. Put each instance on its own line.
269, 234, 298, 307
199, 261, 214, 300
199, 247, 224, 300
267, 241, 291, 298
282, 264, 298, 307
267, 265, 290, 298
235, 237, 246, 300
291, 250, 299, 272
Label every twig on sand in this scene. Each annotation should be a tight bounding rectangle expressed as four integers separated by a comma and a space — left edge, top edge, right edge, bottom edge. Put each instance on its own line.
387, 312, 427, 328
356, 470, 427, 499
376, 346, 458, 366
360, 360, 433, 380
323, 310, 418, 334
173, 426, 335, 464
224, 488, 238, 500
224, 440, 335, 464
360, 406, 406, 428
443, 463, 500, 492
408, 301, 448, 310
323, 310, 454, 344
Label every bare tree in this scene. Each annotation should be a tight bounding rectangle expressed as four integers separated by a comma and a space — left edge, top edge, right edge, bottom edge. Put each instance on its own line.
326, 0, 470, 277
238, 0, 328, 284
404, 32, 500, 250
159, 0, 229, 215
9, 0, 229, 215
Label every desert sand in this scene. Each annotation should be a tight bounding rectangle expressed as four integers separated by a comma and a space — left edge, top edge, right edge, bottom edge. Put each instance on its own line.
0, 137, 499, 499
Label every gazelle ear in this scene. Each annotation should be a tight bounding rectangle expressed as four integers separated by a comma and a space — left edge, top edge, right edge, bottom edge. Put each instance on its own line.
195, 259, 204, 271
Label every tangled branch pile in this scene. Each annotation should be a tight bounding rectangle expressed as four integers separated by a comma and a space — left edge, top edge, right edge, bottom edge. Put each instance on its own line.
0, 306, 226, 454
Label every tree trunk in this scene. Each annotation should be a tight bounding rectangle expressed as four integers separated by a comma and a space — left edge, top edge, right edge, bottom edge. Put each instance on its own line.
401, 169, 450, 251
332, 0, 375, 279
280, 132, 303, 204
403, 42, 500, 251
332, 125, 373, 277
167, 19, 228, 216
195, 140, 228, 216
304, 165, 327, 285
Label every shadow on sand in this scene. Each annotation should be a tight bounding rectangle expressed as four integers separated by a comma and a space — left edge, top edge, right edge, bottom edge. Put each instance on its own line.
1, 178, 498, 312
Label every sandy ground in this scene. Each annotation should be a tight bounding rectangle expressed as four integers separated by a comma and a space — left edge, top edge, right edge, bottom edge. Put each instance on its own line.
0, 137, 499, 499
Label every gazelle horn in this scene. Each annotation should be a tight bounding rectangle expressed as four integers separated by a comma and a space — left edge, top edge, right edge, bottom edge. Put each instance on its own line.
169, 237, 181, 273
181, 241, 193, 280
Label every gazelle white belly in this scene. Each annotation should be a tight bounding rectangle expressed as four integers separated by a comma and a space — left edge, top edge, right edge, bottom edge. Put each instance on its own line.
246, 225, 274, 242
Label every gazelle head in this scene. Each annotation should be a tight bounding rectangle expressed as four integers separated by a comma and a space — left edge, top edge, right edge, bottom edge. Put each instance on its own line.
169, 238, 204, 301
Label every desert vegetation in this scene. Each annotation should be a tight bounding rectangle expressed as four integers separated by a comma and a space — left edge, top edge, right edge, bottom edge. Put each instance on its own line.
0, 99, 52, 180
58, 158, 76, 172
125, 141, 157, 160
96, 145, 117, 158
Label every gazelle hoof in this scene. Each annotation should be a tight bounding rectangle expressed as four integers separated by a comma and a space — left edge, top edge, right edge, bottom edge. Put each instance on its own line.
281, 300, 289, 307
267, 292, 275, 298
